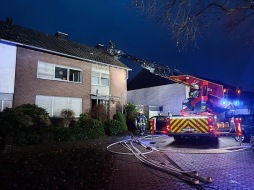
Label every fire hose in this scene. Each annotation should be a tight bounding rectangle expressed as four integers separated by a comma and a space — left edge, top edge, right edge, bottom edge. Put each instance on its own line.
107, 136, 212, 185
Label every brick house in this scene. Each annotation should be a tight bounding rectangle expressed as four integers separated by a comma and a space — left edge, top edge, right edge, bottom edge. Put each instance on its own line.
0, 18, 130, 118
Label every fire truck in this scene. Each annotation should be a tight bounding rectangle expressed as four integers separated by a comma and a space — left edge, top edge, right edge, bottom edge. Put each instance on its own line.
97, 41, 240, 140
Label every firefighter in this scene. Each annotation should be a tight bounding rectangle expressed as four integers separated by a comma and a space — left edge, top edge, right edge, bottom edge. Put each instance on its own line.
229, 117, 235, 131
190, 82, 200, 98
136, 112, 147, 136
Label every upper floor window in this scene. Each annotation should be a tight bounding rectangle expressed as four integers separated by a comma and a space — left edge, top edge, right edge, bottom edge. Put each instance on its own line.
37, 61, 82, 83
92, 71, 109, 86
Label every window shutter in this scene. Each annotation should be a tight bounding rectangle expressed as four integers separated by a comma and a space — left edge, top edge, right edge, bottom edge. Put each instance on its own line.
35, 95, 53, 116
69, 98, 82, 117
37, 61, 54, 79
53, 97, 68, 116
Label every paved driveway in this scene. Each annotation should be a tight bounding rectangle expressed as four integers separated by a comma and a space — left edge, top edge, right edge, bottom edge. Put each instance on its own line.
109, 135, 254, 190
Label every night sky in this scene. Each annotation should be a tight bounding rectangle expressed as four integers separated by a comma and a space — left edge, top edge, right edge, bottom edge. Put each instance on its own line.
1, 0, 254, 92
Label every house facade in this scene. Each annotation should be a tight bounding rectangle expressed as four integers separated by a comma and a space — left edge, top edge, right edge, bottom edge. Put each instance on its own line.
0, 18, 130, 118
128, 83, 189, 117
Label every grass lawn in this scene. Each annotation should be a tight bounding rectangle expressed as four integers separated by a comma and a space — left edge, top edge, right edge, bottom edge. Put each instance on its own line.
0, 137, 117, 190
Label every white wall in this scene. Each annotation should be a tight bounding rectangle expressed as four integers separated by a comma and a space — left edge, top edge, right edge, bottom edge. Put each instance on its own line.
0, 42, 17, 93
128, 83, 187, 115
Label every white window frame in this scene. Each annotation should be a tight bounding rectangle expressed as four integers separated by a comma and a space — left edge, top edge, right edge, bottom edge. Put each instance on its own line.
35, 95, 82, 117
37, 61, 82, 83
91, 71, 109, 86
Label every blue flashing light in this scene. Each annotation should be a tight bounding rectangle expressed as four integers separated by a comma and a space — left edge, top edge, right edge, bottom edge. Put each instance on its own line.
233, 100, 240, 106
221, 99, 228, 105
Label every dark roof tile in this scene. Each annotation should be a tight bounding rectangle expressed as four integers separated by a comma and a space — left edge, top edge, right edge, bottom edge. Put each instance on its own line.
0, 20, 129, 69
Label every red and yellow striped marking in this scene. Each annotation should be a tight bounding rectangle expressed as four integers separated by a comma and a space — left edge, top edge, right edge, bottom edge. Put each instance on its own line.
170, 117, 209, 133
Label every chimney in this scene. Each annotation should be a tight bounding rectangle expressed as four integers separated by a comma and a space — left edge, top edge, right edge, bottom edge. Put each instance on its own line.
55, 31, 68, 40
6, 17, 13, 25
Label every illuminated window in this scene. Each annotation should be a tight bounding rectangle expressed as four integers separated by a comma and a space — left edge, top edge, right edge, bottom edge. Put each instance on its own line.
38, 61, 82, 83
55, 67, 68, 80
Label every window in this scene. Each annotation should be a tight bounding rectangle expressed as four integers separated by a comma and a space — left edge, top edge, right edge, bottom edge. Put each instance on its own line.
101, 73, 109, 86
38, 61, 82, 83
0, 100, 13, 111
92, 71, 100, 85
35, 95, 82, 117
37, 61, 54, 79
91, 71, 109, 86
55, 67, 68, 80
70, 69, 81, 82
0, 94, 13, 111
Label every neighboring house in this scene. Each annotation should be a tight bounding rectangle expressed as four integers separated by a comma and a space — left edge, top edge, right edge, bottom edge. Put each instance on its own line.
127, 69, 189, 116
0, 18, 130, 118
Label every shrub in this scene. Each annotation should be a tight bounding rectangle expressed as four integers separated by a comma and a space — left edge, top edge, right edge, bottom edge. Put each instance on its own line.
88, 104, 108, 122
1, 104, 51, 132
52, 116, 105, 141
124, 103, 137, 131
113, 112, 128, 132
52, 126, 86, 142
104, 120, 123, 135
80, 118, 105, 139
75, 113, 89, 127
13, 130, 41, 145
60, 109, 75, 128
0, 104, 51, 145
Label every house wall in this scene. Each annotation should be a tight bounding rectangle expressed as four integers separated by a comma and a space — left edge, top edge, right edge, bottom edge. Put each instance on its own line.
127, 84, 187, 116
91, 63, 110, 96
109, 67, 128, 117
13, 47, 128, 118
14, 47, 91, 113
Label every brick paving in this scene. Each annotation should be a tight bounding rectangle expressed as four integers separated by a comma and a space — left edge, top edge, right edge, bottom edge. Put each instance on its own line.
108, 136, 254, 190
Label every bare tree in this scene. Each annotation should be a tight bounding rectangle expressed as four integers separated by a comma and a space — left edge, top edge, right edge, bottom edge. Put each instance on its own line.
131, 0, 254, 50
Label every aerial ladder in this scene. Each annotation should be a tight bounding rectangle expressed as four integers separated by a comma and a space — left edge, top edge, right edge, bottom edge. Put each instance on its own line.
96, 41, 241, 140
97, 41, 233, 117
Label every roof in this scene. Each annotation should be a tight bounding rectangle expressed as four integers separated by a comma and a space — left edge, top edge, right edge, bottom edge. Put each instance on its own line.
0, 19, 130, 70
127, 69, 175, 90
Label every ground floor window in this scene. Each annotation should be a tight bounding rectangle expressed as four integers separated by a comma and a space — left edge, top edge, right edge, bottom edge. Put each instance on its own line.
0, 94, 13, 112
35, 95, 82, 117
0, 100, 12, 111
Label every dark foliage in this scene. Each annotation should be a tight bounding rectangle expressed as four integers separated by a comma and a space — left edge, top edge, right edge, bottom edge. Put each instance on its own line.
0, 139, 116, 189
113, 112, 128, 131
53, 117, 105, 141
124, 103, 137, 131
0, 104, 51, 145
88, 104, 108, 122
60, 109, 75, 128
104, 120, 123, 135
